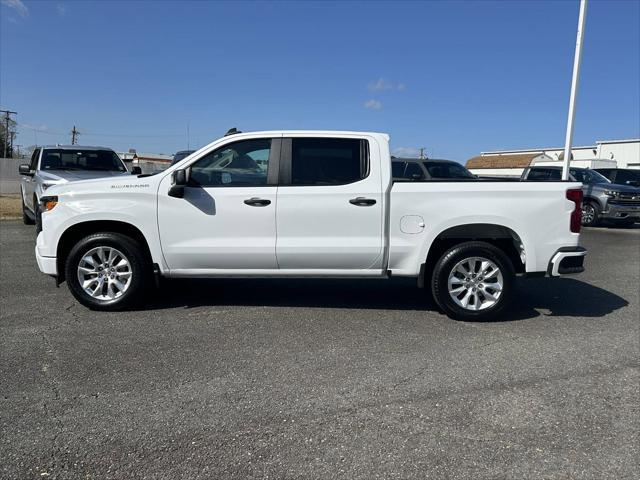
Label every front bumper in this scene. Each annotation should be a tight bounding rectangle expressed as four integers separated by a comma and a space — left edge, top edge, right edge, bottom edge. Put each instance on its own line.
35, 234, 57, 276
547, 246, 587, 277
602, 202, 640, 220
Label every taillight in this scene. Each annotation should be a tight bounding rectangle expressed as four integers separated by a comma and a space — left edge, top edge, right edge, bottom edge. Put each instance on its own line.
566, 188, 583, 233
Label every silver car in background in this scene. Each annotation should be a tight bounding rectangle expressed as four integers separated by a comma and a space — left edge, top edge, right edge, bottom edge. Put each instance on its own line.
19, 145, 139, 227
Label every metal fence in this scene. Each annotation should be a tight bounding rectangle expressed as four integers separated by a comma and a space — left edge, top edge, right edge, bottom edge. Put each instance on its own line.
0, 158, 23, 194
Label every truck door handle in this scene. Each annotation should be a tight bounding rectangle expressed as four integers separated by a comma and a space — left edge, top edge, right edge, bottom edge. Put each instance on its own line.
349, 197, 376, 206
244, 197, 271, 207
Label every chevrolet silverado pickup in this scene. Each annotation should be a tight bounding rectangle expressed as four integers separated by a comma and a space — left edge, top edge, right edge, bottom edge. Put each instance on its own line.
19, 145, 140, 227
521, 166, 640, 226
35, 131, 587, 321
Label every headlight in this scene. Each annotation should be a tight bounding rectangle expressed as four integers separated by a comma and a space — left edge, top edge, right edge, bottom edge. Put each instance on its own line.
604, 190, 620, 198
41, 196, 58, 212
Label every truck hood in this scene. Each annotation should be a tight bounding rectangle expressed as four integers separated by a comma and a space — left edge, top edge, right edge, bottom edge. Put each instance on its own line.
588, 182, 640, 194
45, 172, 156, 197
39, 169, 130, 183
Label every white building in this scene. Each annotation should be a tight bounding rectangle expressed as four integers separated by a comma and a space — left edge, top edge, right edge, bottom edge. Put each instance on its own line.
467, 138, 640, 177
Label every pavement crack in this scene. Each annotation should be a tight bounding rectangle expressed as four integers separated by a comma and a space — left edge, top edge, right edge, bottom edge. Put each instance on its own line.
40, 329, 65, 466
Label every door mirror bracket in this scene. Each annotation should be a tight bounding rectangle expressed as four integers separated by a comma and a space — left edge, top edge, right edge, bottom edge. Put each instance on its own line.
19, 164, 34, 176
168, 168, 188, 198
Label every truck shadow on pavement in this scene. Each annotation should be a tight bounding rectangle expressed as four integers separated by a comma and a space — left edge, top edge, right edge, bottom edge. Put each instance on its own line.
149, 276, 628, 321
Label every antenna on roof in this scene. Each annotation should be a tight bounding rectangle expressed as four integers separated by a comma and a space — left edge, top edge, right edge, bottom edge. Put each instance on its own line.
224, 127, 241, 137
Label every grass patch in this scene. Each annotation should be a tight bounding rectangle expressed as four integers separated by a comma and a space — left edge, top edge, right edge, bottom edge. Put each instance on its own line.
0, 195, 22, 220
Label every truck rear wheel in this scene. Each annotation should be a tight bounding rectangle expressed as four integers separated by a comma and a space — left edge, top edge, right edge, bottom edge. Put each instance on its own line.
65, 232, 150, 311
431, 241, 514, 321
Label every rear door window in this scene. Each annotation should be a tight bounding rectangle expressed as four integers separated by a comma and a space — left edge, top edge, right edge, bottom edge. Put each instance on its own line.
288, 138, 367, 186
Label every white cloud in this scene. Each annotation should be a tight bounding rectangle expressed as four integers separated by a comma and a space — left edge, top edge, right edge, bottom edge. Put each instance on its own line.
364, 99, 382, 110
1, 0, 28, 18
368, 78, 406, 92
56, 3, 66, 16
392, 147, 422, 158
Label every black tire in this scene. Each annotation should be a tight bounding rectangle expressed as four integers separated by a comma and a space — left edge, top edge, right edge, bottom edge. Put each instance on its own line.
65, 232, 150, 311
431, 241, 514, 321
21, 195, 35, 225
581, 201, 600, 227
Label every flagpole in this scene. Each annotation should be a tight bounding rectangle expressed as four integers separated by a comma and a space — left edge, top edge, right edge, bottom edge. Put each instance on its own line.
562, 0, 588, 180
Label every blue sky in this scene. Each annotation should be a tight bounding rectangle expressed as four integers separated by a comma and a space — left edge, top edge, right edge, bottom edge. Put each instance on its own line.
1, 0, 638, 160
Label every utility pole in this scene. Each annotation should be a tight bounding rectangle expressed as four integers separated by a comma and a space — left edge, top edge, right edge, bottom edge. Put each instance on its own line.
1, 109, 17, 158
70, 125, 80, 145
562, 0, 588, 181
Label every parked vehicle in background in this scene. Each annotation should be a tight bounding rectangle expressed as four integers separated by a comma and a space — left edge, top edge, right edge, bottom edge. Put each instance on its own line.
392, 158, 477, 181
594, 168, 640, 187
521, 166, 640, 227
171, 150, 196, 166
19, 146, 139, 227
35, 130, 587, 321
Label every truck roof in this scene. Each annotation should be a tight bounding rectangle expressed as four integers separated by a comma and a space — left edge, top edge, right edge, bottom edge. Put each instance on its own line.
39, 145, 114, 151
222, 130, 390, 139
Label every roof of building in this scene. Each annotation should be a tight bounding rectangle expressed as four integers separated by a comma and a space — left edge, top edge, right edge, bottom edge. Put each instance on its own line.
596, 138, 640, 145
481, 139, 639, 155
466, 153, 546, 169
481, 145, 596, 155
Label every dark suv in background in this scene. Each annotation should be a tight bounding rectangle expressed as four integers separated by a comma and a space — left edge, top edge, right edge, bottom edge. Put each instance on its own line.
521, 166, 640, 227
392, 158, 477, 181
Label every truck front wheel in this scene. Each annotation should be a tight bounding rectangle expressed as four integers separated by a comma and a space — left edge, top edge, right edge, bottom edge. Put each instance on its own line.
581, 201, 600, 227
65, 232, 150, 311
431, 241, 514, 321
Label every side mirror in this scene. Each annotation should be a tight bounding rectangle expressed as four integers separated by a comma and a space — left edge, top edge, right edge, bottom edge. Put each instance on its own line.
168, 168, 188, 198
411, 173, 423, 181
130, 166, 142, 175
19, 164, 33, 176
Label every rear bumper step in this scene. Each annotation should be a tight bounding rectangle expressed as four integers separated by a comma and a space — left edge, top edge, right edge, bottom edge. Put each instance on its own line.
547, 246, 587, 277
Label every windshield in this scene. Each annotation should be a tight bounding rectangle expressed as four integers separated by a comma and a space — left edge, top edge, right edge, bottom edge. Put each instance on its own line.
570, 168, 610, 184
41, 149, 126, 172
171, 150, 195, 166
424, 161, 475, 179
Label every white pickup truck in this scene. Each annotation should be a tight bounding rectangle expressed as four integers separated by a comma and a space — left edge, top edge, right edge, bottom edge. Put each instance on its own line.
35, 130, 587, 320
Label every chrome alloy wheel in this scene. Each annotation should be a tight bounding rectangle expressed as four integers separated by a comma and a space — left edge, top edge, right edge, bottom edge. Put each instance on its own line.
77, 246, 132, 300
447, 256, 503, 311
581, 204, 595, 225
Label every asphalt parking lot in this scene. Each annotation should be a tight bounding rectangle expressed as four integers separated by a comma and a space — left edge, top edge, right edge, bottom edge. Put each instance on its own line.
1, 221, 638, 479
